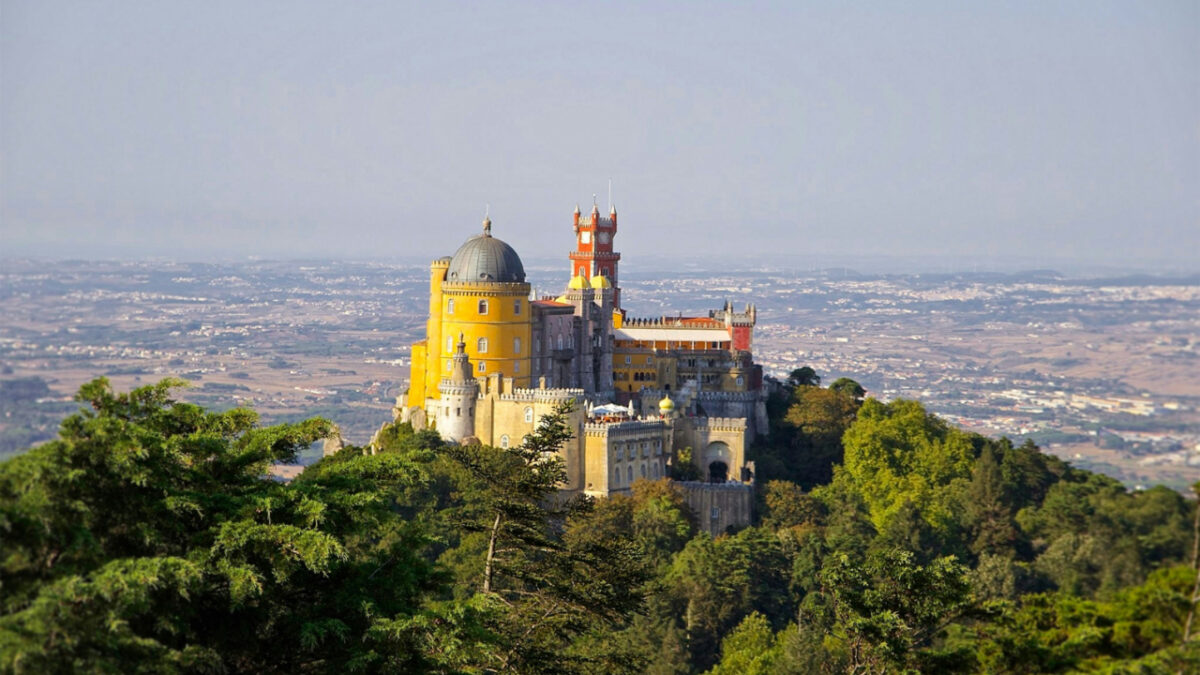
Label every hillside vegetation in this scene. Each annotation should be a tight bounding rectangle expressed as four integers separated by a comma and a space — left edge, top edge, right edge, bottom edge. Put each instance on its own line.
2, 376, 1199, 673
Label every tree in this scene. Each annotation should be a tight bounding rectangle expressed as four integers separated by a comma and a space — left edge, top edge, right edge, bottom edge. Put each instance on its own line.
820, 548, 972, 673
837, 398, 974, 537
787, 367, 821, 388
828, 377, 866, 401
782, 386, 860, 488
0, 377, 469, 673
442, 401, 650, 673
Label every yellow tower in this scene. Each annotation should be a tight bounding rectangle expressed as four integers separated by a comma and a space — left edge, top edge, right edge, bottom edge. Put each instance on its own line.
409, 217, 533, 408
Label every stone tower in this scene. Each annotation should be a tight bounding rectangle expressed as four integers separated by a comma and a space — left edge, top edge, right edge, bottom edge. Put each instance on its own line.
437, 334, 479, 443
570, 202, 622, 308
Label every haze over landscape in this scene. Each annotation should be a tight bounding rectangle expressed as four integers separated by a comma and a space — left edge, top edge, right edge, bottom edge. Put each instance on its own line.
2, 0, 1197, 268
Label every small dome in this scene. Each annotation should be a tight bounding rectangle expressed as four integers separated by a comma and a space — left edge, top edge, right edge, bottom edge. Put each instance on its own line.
554, 295, 571, 304
589, 275, 611, 289
446, 219, 525, 283
567, 275, 588, 290
659, 395, 675, 412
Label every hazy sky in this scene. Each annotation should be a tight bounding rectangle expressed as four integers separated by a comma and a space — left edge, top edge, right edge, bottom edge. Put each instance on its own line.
2, 1, 1197, 268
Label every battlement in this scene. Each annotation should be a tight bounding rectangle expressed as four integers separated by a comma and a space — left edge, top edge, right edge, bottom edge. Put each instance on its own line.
621, 316, 723, 328
583, 418, 667, 437
696, 390, 758, 402
497, 386, 586, 404
690, 417, 748, 432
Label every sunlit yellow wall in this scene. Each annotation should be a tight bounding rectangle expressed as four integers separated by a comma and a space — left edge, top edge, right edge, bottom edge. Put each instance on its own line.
613, 347, 659, 393
432, 281, 533, 394
408, 341, 427, 404
420, 258, 451, 402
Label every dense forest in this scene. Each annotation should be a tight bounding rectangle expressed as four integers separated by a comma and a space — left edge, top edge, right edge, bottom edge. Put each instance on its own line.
2, 374, 1199, 673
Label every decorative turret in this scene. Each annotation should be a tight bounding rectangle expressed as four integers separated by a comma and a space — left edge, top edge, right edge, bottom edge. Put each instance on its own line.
437, 334, 479, 443
659, 394, 676, 417
568, 199, 622, 308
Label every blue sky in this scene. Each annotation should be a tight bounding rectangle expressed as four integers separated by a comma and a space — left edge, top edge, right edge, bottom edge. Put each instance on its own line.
2, 1, 1196, 269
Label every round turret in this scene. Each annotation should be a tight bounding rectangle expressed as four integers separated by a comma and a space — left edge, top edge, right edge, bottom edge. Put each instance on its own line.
589, 274, 612, 289
567, 275, 588, 290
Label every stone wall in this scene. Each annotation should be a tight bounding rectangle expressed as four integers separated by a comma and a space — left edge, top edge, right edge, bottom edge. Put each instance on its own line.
676, 481, 754, 536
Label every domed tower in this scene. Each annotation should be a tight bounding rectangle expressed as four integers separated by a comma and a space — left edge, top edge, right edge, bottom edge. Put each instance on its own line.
411, 217, 534, 414
437, 334, 479, 443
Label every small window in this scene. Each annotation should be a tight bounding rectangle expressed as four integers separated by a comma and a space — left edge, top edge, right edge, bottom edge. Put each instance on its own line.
513, 299, 522, 315
513, 337, 521, 354
524, 407, 534, 423
640, 464, 646, 478
627, 466, 634, 482
736, 376, 745, 386
455, 407, 461, 417
557, 336, 564, 350
446, 336, 453, 352
613, 467, 620, 486
447, 299, 455, 314
652, 464, 660, 478
647, 356, 653, 365
602, 267, 609, 276
477, 337, 488, 353
478, 299, 488, 315
478, 362, 486, 373
624, 356, 632, 365
616, 447, 623, 460
513, 361, 520, 374
711, 507, 720, 520
500, 435, 509, 448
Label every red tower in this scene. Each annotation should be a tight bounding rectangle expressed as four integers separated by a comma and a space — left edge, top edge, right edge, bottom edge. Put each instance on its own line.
569, 202, 622, 308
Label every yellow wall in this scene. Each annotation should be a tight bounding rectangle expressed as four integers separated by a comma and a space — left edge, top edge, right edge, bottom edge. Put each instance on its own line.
408, 341, 427, 404
437, 282, 533, 391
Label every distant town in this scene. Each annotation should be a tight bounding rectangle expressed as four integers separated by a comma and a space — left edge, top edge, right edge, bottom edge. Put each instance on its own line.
1, 258, 1196, 489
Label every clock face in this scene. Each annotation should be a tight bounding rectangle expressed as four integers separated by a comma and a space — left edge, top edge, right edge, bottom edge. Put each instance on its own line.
580, 231, 591, 244
598, 232, 610, 244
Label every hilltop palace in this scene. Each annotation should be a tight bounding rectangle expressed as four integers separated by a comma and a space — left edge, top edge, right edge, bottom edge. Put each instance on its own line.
394, 203, 764, 532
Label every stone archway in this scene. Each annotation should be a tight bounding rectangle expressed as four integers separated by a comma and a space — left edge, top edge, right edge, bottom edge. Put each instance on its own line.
703, 441, 732, 483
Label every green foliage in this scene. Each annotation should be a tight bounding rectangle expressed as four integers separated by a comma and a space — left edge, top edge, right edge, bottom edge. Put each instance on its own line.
838, 398, 975, 537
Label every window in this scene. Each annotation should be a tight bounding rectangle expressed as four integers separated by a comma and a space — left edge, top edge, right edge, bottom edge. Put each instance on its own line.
711, 507, 721, 520
513, 361, 520, 374
478, 362, 486, 373
500, 435, 509, 448
736, 376, 745, 387
641, 442, 648, 457
624, 356, 632, 365
524, 407, 534, 423
627, 466, 634, 482
513, 337, 521, 353
477, 337, 488, 353
455, 407, 461, 417
613, 467, 620, 486
513, 299, 522, 315
446, 336, 453, 352
557, 336, 564, 350
640, 464, 646, 478
602, 267, 609, 276
647, 356, 653, 365
447, 298, 455, 314
478, 299, 488, 315
616, 447, 623, 460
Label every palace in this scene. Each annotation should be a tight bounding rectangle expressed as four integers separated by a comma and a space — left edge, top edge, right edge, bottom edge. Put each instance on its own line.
394, 203, 765, 533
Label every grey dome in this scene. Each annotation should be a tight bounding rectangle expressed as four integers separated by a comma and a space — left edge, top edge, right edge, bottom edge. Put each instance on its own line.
446, 219, 526, 283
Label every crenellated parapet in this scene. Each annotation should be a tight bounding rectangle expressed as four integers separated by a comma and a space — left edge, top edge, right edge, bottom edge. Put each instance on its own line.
497, 386, 586, 404
583, 419, 668, 437
690, 417, 748, 433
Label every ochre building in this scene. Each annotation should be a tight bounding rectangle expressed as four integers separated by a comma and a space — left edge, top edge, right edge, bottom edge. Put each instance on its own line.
395, 204, 763, 533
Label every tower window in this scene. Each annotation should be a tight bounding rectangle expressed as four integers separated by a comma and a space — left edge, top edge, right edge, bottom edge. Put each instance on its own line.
500, 435, 509, 448
514, 361, 520, 374
602, 267, 609, 276
525, 407, 534, 423
625, 356, 632, 365
478, 362, 486, 373
513, 337, 521, 354
477, 337, 488, 353
513, 299, 522, 315
447, 299, 455, 314
478, 299, 488, 315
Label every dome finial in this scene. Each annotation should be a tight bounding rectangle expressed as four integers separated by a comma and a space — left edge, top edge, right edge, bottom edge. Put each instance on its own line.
482, 204, 492, 237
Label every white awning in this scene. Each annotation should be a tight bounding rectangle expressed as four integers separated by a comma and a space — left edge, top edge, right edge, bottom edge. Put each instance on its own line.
614, 327, 730, 343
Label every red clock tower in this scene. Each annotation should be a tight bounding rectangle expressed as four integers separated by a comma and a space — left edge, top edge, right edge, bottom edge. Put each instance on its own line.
569, 202, 622, 308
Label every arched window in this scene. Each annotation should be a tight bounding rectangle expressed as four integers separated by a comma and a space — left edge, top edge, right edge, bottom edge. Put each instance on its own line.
513, 337, 521, 354
478, 299, 488, 315
652, 464, 660, 478
556, 335, 563, 350
627, 466, 634, 482
524, 407, 534, 423
640, 463, 646, 478
477, 337, 488, 353
478, 362, 486, 373
513, 361, 520, 374
447, 298, 455, 314
500, 435, 509, 448
613, 467, 620, 486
